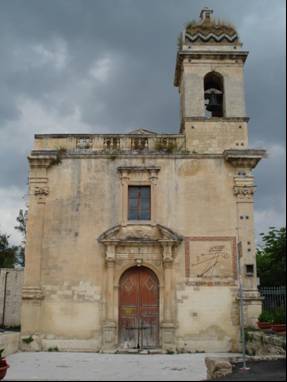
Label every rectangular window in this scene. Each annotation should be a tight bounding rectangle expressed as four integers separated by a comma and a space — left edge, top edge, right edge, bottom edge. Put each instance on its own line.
245, 264, 254, 276
128, 186, 151, 220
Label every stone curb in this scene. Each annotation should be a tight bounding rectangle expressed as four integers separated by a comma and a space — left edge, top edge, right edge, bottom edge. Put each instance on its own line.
233, 354, 286, 362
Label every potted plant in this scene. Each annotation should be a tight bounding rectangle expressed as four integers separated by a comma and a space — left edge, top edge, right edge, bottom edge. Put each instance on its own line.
0, 349, 9, 381
271, 307, 286, 333
257, 310, 273, 329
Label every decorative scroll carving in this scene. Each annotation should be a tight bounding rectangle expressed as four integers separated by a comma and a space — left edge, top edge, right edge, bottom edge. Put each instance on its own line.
135, 258, 143, 267
33, 186, 49, 203
233, 185, 256, 200
34, 186, 49, 196
233, 175, 256, 202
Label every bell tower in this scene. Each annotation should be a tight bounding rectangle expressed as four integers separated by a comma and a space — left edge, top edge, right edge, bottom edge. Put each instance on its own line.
174, 7, 249, 153
174, 8, 266, 326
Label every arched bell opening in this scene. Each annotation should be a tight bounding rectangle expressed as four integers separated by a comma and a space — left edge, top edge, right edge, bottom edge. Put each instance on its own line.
204, 71, 224, 118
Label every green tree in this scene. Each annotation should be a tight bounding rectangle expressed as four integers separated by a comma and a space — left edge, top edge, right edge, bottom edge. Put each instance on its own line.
14, 209, 27, 267
256, 227, 286, 286
0, 233, 18, 268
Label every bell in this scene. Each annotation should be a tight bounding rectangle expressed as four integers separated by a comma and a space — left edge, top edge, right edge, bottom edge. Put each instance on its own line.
206, 93, 221, 112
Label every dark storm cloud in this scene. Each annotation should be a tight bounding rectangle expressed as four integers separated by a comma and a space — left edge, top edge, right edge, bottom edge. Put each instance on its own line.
0, 0, 285, 242
0, 0, 285, 132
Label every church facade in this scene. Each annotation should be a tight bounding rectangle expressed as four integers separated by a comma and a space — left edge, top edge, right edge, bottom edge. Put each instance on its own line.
21, 8, 265, 353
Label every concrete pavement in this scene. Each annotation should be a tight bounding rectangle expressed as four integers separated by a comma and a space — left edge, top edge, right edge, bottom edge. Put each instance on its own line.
5, 352, 237, 381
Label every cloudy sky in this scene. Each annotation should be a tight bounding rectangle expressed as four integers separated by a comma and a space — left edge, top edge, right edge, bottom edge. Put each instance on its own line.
0, 0, 285, 245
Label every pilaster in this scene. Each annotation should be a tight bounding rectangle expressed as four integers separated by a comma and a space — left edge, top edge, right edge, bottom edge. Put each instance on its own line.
161, 244, 176, 351
21, 155, 55, 336
225, 150, 266, 327
103, 245, 117, 350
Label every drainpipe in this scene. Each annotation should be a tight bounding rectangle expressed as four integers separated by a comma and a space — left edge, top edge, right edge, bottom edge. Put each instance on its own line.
1, 271, 9, 329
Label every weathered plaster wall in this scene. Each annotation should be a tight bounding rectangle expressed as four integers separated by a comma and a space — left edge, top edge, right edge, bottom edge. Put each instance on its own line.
0, 332, 20, 355
21, 152, 250, 351
184, 121, 248, 153
175, 284, 240, 352
0, 269, 23, 328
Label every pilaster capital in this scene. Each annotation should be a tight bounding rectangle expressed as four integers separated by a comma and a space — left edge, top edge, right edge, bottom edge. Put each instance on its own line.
149, 169, 160, 185
22, 286, 44, 300
33, 185, 49, 204
233, 176, 256, 201
161, 243, 174, 264
233, 185, 256, 201
119, 170, 130, 185
105, 244, 116, 264
28, 155, 57, 169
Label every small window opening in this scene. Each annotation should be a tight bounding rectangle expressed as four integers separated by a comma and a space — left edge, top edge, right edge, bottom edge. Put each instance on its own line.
204, 72, 224, 118
245, 264, 254, 276
128, 186, 151, 220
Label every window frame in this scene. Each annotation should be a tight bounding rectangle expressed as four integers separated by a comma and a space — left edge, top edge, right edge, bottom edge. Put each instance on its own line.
128, 185, 151, 221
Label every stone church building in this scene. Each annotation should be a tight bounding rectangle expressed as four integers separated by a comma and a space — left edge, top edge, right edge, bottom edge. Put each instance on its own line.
21, 8, 265, 353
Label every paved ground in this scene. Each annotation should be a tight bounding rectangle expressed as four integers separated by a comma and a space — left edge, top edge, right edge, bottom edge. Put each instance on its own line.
210, 359, 286, 381
5, 352, 236, 381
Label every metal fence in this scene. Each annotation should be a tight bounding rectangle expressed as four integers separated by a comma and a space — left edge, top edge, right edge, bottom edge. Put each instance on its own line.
259, 286, 286, 312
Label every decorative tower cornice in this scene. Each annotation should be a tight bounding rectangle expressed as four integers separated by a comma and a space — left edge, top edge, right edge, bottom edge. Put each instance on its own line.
224, 149, 267, 169
28, 154, 57, 168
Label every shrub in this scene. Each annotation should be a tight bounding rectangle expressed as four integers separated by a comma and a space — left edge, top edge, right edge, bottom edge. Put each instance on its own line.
49, 146, 67, 167
154, 140, 178, 153
48, 346, 59, 352
273, 307, 286, 324
258, 310, 273, 323
22, 336, 34, 344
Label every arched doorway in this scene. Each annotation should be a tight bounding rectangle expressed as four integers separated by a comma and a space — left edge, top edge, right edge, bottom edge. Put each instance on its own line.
119, 266, 159, 349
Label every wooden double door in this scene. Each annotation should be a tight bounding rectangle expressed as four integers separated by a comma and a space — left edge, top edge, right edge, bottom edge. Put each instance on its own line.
119, 267, 159, 349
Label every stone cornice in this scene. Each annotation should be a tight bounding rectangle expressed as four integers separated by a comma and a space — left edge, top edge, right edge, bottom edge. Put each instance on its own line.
30, 150, 224, 159
224, 149, 267, 169
182, 116, 249, 123
117, 166, 161, 174
34, 133, 184, 139
28, 154, 57, 168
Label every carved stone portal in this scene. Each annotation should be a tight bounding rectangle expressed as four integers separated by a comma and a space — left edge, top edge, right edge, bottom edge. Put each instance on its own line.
98, 224, 182, 350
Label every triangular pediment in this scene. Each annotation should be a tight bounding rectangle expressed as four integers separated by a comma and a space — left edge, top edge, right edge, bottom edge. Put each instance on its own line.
128, 128, 157, 135
98, 224, 182, 245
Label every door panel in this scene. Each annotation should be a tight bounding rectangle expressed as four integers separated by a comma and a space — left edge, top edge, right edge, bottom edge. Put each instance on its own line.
119, 267, 159, 349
